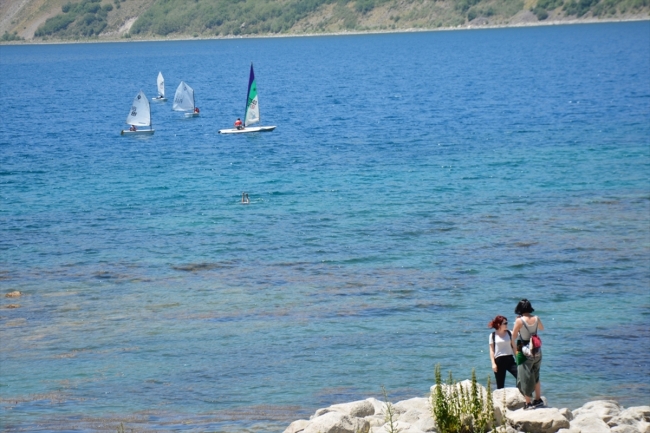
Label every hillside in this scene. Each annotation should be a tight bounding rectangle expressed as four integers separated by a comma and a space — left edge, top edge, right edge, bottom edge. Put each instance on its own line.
1, 0, 648, 43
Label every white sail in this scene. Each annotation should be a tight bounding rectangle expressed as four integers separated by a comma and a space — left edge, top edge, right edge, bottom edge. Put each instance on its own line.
125, 90, 151, 126
157, 72, 165, 98
173, 81, 195, 112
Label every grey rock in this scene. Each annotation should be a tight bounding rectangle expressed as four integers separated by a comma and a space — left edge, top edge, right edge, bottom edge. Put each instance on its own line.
395, 397, 431, 414
392, 420, 426, 433
366, 398, 387, 416
570, 412, 612, 433
398, 408, 424, 425
610, 406, 650, 426
558, 408, 573, 422
364, 414, 385, 428
508, 407, 571, 433
611, 425, 642, 433
283, 419, 310, 433
412, 415, 436, 432
573, 400, 621, 423
493, 387, 527, 411
313, 399, 376, 419
304, 412, 370, 433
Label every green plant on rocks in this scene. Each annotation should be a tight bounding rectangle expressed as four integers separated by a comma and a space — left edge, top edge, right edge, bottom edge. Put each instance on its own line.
430, 364, 494, 433
381, 385, 401, 433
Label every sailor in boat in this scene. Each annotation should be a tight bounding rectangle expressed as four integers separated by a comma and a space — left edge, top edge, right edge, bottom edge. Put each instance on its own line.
129, 125, 137, 132
194, 107, 200, 114
234, 118, 244, 130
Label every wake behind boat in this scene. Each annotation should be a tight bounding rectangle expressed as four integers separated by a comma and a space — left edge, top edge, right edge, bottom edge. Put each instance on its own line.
152, 72, 167, 102
121, 90, 154, 135
219, 63, 275, 134
173, 81, 200, 117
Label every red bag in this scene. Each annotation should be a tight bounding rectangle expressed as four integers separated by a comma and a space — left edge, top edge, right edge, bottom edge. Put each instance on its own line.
531, 334, 542, 349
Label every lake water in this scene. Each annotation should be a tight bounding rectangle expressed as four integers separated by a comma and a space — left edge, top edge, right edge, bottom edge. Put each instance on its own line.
1, 21, 649, 432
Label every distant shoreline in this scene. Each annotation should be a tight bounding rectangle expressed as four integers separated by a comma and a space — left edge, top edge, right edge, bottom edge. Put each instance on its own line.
2, 16, 648, 46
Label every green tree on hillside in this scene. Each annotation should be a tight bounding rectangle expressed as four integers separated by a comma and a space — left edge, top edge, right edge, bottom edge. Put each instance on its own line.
35, 0, 113, 38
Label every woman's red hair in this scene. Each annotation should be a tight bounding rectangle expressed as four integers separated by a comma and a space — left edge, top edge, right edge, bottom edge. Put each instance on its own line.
488, 315, 507, 330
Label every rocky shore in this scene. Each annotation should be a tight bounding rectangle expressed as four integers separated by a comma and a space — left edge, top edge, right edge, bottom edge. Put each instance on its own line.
284, 382, 650, 433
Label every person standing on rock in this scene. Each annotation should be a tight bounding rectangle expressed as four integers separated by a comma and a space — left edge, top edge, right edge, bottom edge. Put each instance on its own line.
488, 315, 518, 389
512, 298, 545, 409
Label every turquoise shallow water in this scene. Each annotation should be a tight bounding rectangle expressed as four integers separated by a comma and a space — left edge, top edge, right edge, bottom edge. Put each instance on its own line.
1, 21, 649, 432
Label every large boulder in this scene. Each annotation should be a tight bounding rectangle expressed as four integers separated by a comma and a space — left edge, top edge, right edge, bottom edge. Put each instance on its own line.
398, 408, 424, 425
283, 419, 310, 433
372, 420, 426, 433
396, 408, 435, 432
412, 414, 436, 432
364, 414, 385, 428
558, 408, 573, 422
366, 398, 386, 416
303, 412, 370, 433
493, 387, 527, 411
313, 399, 376, 419
610, 425, 646, 433
569, 413, 611, 433
395, 397, 431, 414
609, 406, 650, 428
572, 400, 621, 423
507, 407, 571, 433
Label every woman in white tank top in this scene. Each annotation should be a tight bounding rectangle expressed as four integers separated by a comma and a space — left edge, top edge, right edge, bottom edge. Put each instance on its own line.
488, 315, 518, 389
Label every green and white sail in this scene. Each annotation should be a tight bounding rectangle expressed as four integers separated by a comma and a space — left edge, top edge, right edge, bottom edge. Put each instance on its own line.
217, 63, 275, 134
244, 63, 260, 127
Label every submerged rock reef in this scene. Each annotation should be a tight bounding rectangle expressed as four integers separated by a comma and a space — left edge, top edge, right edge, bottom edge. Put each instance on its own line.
284, 383, 650, 433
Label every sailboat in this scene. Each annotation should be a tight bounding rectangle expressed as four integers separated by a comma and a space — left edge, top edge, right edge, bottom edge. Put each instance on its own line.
219, 63, 276, 134
173, 81, 199, 117
152, 72, 167, 102
121, 90, 154, 135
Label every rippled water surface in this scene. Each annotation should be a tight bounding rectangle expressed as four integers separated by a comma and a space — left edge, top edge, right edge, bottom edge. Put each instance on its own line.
1, 21, 649, 432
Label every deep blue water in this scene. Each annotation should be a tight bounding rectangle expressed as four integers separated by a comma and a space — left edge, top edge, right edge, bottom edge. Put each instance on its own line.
1, 21, 649, 432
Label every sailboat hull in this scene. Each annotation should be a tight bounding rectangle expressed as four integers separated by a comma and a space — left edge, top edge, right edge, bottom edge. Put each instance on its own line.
184, 112, 200, 117
121, 129, 155, 135
218, 126, 276, 134
152, 97, 167, 102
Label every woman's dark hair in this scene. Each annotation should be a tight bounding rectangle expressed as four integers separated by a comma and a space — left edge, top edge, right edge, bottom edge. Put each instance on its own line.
488, 315, 507, 330
515, 299, 535, 315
